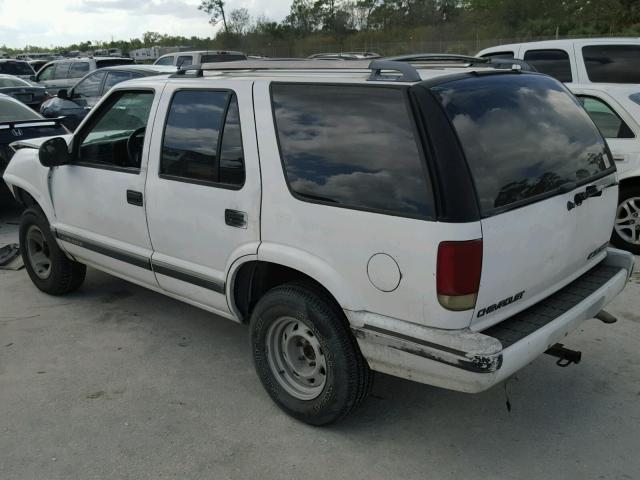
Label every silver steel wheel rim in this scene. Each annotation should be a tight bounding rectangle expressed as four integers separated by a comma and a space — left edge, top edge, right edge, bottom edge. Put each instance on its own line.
26, 225, 52, 279
615, 197, 640, 246
265, 316, 327, 400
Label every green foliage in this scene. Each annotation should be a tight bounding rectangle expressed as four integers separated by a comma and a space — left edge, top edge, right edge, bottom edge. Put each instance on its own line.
4, 0, 640, 57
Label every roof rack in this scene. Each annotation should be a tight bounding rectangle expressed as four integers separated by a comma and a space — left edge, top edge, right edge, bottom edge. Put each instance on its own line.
172, 59, 423, 83
387, 53, 536, 72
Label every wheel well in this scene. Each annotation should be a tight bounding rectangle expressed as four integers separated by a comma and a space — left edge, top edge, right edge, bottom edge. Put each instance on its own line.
619, 176, 640, 192
232, 261, 341, 323
13, 187, 37, 208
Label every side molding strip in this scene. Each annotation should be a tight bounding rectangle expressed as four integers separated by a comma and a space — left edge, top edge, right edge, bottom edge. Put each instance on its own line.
55, 230, 151, 270
151, 260, 226, 294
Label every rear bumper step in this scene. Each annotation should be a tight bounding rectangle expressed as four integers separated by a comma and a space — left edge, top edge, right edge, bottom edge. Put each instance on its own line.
349, 248, 634, 393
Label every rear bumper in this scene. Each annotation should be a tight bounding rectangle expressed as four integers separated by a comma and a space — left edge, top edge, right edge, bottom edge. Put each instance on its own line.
349, 248, 634, 393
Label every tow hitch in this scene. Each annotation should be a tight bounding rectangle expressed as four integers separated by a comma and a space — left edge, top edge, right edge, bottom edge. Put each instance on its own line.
545, 343, 582, 367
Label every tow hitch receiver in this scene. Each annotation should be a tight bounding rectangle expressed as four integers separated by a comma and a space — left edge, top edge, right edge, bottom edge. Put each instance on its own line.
545, 343, 582, 367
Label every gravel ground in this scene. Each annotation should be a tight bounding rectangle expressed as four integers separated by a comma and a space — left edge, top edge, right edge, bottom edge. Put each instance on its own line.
1, 204, 639, 480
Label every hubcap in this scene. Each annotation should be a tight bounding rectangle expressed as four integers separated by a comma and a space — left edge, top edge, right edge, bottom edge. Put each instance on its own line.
26, 225, 52, 279
615, 197, 640, 246
265, 316, 327, 400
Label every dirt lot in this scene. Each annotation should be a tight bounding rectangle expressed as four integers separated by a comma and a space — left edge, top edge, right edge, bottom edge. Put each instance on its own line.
1, 204, 639, 480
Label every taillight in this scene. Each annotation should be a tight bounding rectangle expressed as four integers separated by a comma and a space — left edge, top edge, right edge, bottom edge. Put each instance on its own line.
436, 239, 483, 311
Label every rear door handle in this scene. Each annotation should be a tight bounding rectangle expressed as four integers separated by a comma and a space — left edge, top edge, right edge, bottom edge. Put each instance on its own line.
127, 190, 143, 206
225, 209, 247, 228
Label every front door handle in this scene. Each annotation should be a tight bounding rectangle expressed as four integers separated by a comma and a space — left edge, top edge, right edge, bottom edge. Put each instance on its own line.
127, 190, 143, 206
225, 209, 247, 228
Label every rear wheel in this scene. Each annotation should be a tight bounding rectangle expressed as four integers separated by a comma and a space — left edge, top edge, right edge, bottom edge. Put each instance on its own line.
612, 185, 640, 255
19, 208, 86, 295
250, 283, 372, 425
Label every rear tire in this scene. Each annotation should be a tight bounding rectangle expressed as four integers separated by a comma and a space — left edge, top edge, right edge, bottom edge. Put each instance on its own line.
19, 208, 86, 295
250, 283, 372, 425
611, 185, 640, 255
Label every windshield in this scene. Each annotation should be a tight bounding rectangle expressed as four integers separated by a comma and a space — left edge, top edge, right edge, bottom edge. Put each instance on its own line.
0, 61, 35, 76
0, 77, 31, 88
431, 74, 612, 216
0, 98, 41, 122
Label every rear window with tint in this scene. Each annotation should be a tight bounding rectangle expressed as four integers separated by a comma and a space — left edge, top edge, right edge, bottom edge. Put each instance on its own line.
272, 84, 433, 218
583, 45, 640, 83
523, 49, 572, 82
201, 54, 247, 63
431, 74, 611, 216
0, 61, 34, 76
96, 58, 134, 68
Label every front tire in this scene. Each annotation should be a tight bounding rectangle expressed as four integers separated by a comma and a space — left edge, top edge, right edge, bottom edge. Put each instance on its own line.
611, 185, 640, 255
19, 208, 86, 295
250, 283, 372, 425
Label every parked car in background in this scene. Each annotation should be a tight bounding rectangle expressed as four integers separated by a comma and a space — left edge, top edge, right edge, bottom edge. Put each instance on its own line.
477, 38, 640, 84
0, 94, 67, 203
35, 57, 135, 95
154, 50, 247, 66
40, 64, 177, 130
3, 60, 634, 424
0, 74, 50, 110
564, 84, 640, 254
308, 52, 381, 60
0, 59, 36, 80
28, 59, 49, 73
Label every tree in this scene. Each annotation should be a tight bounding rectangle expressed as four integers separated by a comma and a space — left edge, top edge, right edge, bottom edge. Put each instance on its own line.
199, 0, 228, 33
228, 8, 252, 35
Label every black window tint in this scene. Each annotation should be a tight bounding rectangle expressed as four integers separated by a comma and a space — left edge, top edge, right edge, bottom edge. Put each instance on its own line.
523, 49, 572, 82
578, 96, 634, 139
201, 54, 247, 63
431, 75, 611, 216
219, 96, 245, 185
161, 90, 245, 187
95, 58, 134, 68
73, 71, 105, 98
53, 63, 71, 80
69, 62, 90, 78
177, 56, 193, 67
583, 45, 640, 83
103, 71, 134, 92
481, 51, 514, 60
272, 84, 432, 218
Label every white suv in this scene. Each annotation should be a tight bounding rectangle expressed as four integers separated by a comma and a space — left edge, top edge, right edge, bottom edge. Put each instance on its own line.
3, 60, 634, 425
478, 38, 640, 84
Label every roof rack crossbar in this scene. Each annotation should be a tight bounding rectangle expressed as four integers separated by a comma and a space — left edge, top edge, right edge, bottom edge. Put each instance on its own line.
387, 53, 489, 64
367, 59, 421, 82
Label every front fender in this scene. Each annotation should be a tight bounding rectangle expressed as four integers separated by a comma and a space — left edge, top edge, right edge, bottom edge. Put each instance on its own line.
3, 148, 56, 222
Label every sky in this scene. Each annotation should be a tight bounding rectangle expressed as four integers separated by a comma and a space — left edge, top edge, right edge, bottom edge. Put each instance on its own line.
0, 0, 292, 49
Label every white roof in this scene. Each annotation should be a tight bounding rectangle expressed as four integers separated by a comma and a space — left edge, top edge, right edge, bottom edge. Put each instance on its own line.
480, 37, 640, 54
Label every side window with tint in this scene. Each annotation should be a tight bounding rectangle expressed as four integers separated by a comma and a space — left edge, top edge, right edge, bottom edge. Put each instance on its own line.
38, 64, 55, 81
73, 71, 106, 99
78, 90, 154, 170
69, 62, 90, 78
177, 56, 193, 67
523, 49, 572, 82
155, 56, 174, 66
578, 96, 635, 139
272, 84, 433, 218
53, 63, 71, 80
161, 90, 245, 187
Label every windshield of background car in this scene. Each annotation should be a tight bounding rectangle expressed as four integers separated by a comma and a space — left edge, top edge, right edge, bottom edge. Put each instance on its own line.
430, 74, 612, 216
583, 45, 640, 83
201, 54, 247, 63
0, 97, 41, 122
0, 61, 34, 76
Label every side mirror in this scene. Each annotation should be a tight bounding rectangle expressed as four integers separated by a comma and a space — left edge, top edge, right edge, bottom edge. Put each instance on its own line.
29, 75, 36, 82
39, 137, 71, 167
57, 89, 69, 100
